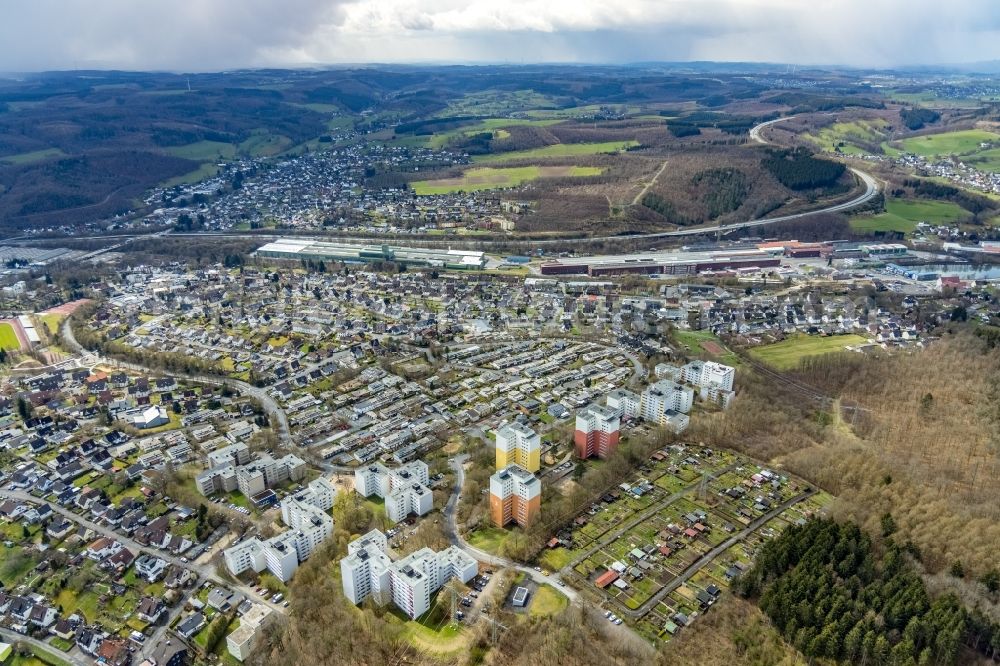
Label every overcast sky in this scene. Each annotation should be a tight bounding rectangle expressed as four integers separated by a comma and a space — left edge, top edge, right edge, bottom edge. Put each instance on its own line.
2, 0, 999, 72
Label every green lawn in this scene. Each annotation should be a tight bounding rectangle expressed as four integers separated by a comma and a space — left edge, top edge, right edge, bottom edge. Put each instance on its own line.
465, 526, 510, 555
387, 599, 468, 655
0, 148, 66, 165
851, 198, 969, 233
898, 129, 1000, 157
0, 322, 21, 350
538, 547, 574, 571
473, 140, 639, 163
411, 165, 602, 195
529, 585, 569, 617
164, 140, 236, 161
749, 334, 869, 370
39, 313, 64, 335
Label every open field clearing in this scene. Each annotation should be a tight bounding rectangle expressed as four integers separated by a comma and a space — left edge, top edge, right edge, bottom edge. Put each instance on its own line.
411, 165, 603, 195
898, 129, 1000, 157
749, 333, 869, 369
851, 198, 969, 233
473, 140, 639, 163
425, 117, 564, 149
806, 119, 890, 154
161, 163, 221, 188
0, 147, 67, 165
239, 130, 293, 157
163, 140, 236, 161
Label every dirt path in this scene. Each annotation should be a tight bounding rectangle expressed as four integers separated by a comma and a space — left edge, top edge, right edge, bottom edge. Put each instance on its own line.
631, 158, 669, 206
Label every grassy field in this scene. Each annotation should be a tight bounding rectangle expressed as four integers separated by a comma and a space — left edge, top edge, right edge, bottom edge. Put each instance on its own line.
0, 147, 66, 165
39, 313, 64, 335
411, 165, 603, 195
424, 118, 563, 149
465, 526, 510, 555
161, 163, 221, 188
239, 130, 293, 157
851, 198, 969, 233
164, 140, 236, 161
0, 322, 21, 350
749, 334, 869, 370
473, 140, 638, 164
672, 329, 739, 365
806, 119, 890, 155
965, 147, 1000, 172
529, 585, 569, 617
389, 601, 467, 655
898, 129, 1000, 157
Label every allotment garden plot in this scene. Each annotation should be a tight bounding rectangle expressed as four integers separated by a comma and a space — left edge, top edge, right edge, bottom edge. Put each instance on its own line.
549, 444, 831, 644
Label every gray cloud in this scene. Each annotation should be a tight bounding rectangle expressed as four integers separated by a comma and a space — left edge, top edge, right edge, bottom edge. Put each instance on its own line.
1, 0, 999, 71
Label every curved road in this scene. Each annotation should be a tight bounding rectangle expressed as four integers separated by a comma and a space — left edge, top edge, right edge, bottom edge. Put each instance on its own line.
60, 318, 291, 444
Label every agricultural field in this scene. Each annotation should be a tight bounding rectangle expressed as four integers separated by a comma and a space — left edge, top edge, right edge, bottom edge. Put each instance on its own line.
851, 197, 970, 234
436, 90, 560, 117
897, 129, 1000, 158
410, 165, 603, 195
163, 140, 236, 161
0, 322, 21, 350
239, 130, 294, 157
160, 162, 222, 188
749, 333, 869, 370
425, 118, 564, 149
473, 140, 639, 164
0, 148, 67, 165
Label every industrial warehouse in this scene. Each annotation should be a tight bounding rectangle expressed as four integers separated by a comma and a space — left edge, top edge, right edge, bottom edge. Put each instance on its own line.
255, 238, 487, 270
540, 249, 781, 277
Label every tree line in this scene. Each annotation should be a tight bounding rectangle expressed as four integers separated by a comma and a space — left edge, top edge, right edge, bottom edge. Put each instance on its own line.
737, 518, 1000, 664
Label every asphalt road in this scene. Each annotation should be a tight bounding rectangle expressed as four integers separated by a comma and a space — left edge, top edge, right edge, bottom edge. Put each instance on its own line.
60, 317, 292, 444
0, 627, 90, 666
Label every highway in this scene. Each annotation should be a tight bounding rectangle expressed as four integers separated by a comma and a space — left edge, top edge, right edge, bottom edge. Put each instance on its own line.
3, 116, 877, 251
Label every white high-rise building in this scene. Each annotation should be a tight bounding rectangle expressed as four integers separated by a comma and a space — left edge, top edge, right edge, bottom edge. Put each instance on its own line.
340, 530, 477, 619
606, 388, 640, 420
640, 380, 694, 422
493, 421, 540, 472
683, 360, 735, 392
354, 461, 433, 523
223, 477, 336, 582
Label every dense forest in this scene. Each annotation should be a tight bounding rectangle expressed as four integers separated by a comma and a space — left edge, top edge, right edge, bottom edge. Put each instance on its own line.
899, 108, 941, 130
738, 519, 1000, 664
761, 148, 846, 190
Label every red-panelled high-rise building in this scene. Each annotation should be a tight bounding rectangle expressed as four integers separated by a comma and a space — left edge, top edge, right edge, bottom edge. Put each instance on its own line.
574, 404, 621, 459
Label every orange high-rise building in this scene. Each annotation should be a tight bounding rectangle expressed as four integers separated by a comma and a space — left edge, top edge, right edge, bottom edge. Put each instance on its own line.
574, 404, 621, 460
489, 465, 541, 528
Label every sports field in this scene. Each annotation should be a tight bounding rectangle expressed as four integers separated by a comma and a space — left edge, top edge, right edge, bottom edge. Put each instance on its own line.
473, 140, 639, 163
411, 165, 603, 195
850, 198, 969, 234
898, 129, 1000, 158
749, 334, 869, 370
0, 322, 21, 351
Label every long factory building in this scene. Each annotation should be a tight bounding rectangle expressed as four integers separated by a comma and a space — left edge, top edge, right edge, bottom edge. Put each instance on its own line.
256, 238, 486, 270
540, 248, 781, 277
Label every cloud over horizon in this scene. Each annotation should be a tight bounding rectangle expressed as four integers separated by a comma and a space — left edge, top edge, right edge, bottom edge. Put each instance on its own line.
2, 0, 1000, 72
